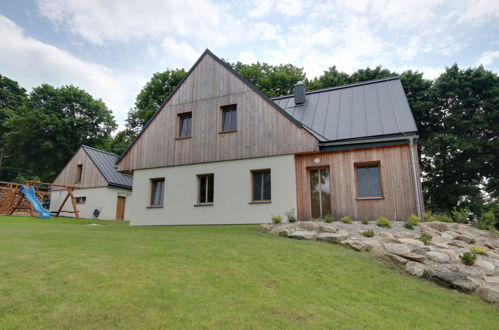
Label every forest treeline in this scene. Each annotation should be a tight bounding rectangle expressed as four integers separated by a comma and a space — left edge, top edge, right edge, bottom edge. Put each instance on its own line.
0, 61, 497, 217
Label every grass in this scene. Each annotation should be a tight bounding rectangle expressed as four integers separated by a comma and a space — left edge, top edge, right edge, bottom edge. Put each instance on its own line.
0, 216, 498, 329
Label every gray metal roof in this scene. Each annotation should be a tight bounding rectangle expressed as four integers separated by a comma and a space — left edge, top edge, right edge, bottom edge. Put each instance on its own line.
272, 77, 418, 142
82, 146, 133, 189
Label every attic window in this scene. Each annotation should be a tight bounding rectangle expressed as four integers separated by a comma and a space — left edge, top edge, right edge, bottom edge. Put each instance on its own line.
75, 164, 83, 183
221, 105, 237, 132
178, 113, 192, 138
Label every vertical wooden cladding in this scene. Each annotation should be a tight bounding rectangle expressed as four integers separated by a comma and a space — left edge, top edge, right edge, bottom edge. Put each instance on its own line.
52, 148, 107, 189
117, 55, 319, 172
295, 144, 423, 221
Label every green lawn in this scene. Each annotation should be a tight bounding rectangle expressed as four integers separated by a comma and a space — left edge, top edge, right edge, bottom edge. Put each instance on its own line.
0, 216, 497, 329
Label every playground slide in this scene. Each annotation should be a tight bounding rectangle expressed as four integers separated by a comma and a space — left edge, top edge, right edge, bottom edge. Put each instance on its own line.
19, 185, 51, 219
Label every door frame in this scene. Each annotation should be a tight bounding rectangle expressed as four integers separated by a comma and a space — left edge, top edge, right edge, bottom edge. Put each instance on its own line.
307, 165, 332, 220
116, 196, 126, 220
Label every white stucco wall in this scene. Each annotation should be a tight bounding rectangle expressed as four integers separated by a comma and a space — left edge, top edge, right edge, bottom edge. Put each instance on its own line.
49, 186, 132, 220
128, 154, 297, 225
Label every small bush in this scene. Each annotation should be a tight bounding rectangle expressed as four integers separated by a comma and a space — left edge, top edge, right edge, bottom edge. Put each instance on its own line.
324, 215, 335, 223
404, 222, 415, 230
376, 216, 392, 228
423, 210, 434, 222
474, 211, 497, 232
460, 252, 477, 265
432, 214, 453, 223
470, 246, 486, 254
361, 217, 369, 225
451, 208, 468, 224
271, 215, 282, 224
285, 209, 297, 223
418, 234, 432, 246
362, 230, 375, 237
341, 216, 352, 224
406, 214, 420, 226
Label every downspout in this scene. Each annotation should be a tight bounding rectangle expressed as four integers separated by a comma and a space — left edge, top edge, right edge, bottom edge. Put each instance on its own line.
408, 137, 422, 219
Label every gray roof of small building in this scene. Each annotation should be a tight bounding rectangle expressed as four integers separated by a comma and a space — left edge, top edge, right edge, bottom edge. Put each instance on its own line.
272, 77, 418, 142
82, 146, 133, 189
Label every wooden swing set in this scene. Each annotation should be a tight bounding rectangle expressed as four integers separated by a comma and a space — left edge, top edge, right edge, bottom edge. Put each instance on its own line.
0, 180, 80, 218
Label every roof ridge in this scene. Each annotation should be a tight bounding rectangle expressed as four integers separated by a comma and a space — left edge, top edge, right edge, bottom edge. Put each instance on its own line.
81, 145, 119, 158
271, 76, 400, 100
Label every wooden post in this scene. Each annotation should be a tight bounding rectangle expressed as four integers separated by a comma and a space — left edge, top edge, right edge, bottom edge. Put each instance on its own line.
68, 188, 80, 219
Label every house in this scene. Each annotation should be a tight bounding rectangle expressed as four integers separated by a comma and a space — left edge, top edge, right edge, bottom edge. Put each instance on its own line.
116, 49, 423, 225
50, 145, 133, 220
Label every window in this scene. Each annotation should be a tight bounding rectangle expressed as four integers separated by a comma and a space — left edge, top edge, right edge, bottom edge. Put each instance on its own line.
252, 170, 271, 202
178, 113, 192, 138
75, 164, 83, 183
221, 105, 237, 132
75, 196, 86, 204
355, 163, 382, 198
198, 174, 214, 204
150, 178, 165, 207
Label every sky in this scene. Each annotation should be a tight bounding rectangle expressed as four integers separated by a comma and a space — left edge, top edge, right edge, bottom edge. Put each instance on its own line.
1, 0, 498, 128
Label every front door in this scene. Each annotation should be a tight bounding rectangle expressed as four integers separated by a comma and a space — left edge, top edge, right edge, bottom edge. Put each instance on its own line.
309, 167, 331, 219
116, 196, 126, 220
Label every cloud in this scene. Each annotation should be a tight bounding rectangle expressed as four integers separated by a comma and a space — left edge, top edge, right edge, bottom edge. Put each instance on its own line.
238, 51, 257, 63
475, 50, 499, 66
0, 15, 145, 126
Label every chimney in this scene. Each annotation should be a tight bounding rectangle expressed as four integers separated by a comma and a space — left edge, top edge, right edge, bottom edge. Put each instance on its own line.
294, 81, 305, 105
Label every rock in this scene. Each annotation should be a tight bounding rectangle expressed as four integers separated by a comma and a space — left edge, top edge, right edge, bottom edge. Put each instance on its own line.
398, 238, 425, 248
289, 231, 317, 240
383, 243, 413, 256
424, 222, 449, 232
397, 232, 419, 239
405, 261, 425, 277
316, 230, 349, 243
343, 239, 367, 251
448, 240, 467, 248
421, 227, 439, 237
379, 232, 400, 243
388, 254, 410, 265
456, 234, 476, 244
427, 271, 480, 293
426, 251, 451, 263
278, 229, 291, 237
441, 231, 459, 241
318, 223, 338, 233
259, 224, 272, 232
475, 258, 496, 274
484, 276, 499, 285
363, 240, 386, 255
486, 251, 499, 259
476, 286, 499, 304
432, 242, 451, 249
296, 221, 320, 232
401, 252, 426, 262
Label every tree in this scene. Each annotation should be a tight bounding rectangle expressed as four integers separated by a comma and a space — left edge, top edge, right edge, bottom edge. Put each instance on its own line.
4, 84, 117, 181
423, 65, 499, 213
126, 69, 187, 133
103, 129, 134, 156
306, 66, 350, 90
232, 62, 306, 97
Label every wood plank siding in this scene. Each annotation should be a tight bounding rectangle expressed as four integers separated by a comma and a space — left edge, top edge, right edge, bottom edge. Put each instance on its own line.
295, 144, 423, 221
52, 147, 107, 189
117, 54, 318, 172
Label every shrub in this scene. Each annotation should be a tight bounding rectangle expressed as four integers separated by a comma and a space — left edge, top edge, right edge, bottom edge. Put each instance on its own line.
362, 230, 375, 237
271, 215, 282, 224
406, 214, 420, 226
404, 222, 414, 230
361, 217, 369, 225
474, 211, 497, 232
324, 215, 335, 223
376, 216, 392, 228
423, 210, 434, 222
431, 214, 453, 223
418, 234, 432, 246
460, 252, 477, 265
285, 209, 297, 223
340, 216, 352, 224
451, 208, 468, 224
470, 246, 486, 254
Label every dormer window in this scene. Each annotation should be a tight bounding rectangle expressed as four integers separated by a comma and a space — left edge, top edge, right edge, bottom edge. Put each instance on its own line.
221, 105, 237, 132
178, 112, 192, 138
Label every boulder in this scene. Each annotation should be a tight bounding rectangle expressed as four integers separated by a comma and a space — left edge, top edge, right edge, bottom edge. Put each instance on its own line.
426, 251, 450, 263
343, 239, 367, 251
318, 223, 338, 233
401, 252, 426, 262
484, 276, 499, 285
289, 231, 317, 240
405, 261, 425, 277
258, 224, 272, 233
316, 230, 349, 243
398, 238, 425, 248
476, 286, 499, 304
296, 221, 320, 232
380, 232, 401, 244
383, 243, 413, 256
363, 240, 386, 256
486, 251, 499, 260
441, 231, 459, 241
427, 271, 480, 293
448, 240, 467, 248
456, 234, 475, 244
424, 222, 449, 232
475, 258, 496, 274
388, 254, 410, 265
396, 232, 419, 239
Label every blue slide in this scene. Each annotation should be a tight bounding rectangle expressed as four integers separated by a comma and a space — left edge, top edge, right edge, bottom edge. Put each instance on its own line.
19, 185, 51, 219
